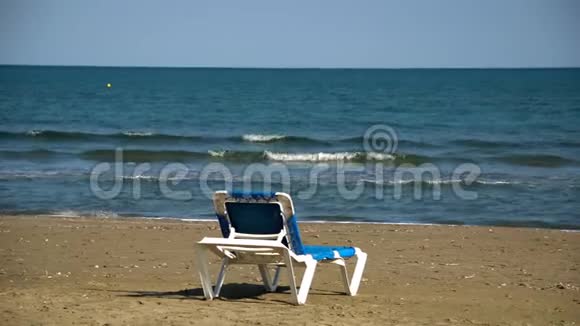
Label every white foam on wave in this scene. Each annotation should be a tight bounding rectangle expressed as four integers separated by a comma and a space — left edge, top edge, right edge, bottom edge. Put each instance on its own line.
242, 134, 286, 142
0, 170, 80, 180
425, 179, 463, 185
362, 178, 463, 185
363, 178, 517, 186
265, 151, 358, 161
26, 129, 43, 136
50, 210, 82, 217
49, 210, 119, 218
119, 174, 198, 181
208, 150, 226, 157
120, 175, 158, 181
264, 151, 394, 162
366, 152, 396, 160
123, 131, 154, 137
475, 179, 515, 185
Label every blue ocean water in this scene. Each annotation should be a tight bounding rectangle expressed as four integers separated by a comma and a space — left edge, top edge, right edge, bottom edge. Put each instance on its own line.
1, 66, 579, 228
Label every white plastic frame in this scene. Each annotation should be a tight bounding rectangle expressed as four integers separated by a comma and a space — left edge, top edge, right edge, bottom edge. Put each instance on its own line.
195, 191, 368, 305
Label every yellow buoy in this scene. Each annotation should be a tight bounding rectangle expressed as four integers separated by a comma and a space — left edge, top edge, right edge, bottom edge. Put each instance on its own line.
106, 83, 112, 88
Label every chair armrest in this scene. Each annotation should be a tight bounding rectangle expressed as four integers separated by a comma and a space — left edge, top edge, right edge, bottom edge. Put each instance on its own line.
197, 237, 289, 249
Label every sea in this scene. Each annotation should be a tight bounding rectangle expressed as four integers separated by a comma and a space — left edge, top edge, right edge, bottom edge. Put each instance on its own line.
1, 65, 579, 229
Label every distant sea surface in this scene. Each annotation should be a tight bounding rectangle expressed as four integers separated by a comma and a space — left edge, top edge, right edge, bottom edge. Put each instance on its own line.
1, 66, 579, 229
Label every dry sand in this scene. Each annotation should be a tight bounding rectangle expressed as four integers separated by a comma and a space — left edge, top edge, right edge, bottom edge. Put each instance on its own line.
0, 215, 579, 325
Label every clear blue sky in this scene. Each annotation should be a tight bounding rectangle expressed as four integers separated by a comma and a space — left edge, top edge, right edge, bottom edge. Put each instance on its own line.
1, 0, 578, 68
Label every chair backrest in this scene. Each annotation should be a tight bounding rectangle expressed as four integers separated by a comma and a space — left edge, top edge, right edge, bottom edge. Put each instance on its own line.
225, 202, 284, 236
213, 191, 306, 255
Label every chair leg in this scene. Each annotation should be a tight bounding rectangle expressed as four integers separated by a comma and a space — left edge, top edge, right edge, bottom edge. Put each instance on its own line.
262, 266, 282, 291
282, 251, 299, 304
335, 259, 351, 295
297, 260, 317, 305
213, 258, 229, 297
194, 244, 214, 301
347, 248, 367, 296
272, 266, 282, 290
258, 264, 277, 292
282, 251, 317, 305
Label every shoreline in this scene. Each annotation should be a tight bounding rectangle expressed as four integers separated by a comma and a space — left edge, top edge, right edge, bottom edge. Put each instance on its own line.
7, 213, 580, 232
1, 214, 579, 325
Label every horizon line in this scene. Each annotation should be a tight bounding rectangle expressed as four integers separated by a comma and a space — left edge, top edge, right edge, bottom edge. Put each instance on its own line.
1, 63, 579, 70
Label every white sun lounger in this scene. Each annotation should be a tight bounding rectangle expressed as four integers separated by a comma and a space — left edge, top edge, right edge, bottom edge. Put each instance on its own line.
195, 191, 368, 305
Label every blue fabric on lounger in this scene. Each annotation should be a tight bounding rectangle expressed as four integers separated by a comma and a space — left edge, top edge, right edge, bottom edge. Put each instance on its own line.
303, 245, 357, 261
225, 202, 284, 235
219, 191, 357, 261
230, 190, 276, 200
216, 192, 279, 238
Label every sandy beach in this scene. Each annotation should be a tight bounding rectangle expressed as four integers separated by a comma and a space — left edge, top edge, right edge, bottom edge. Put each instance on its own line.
0, 215, 578, 325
